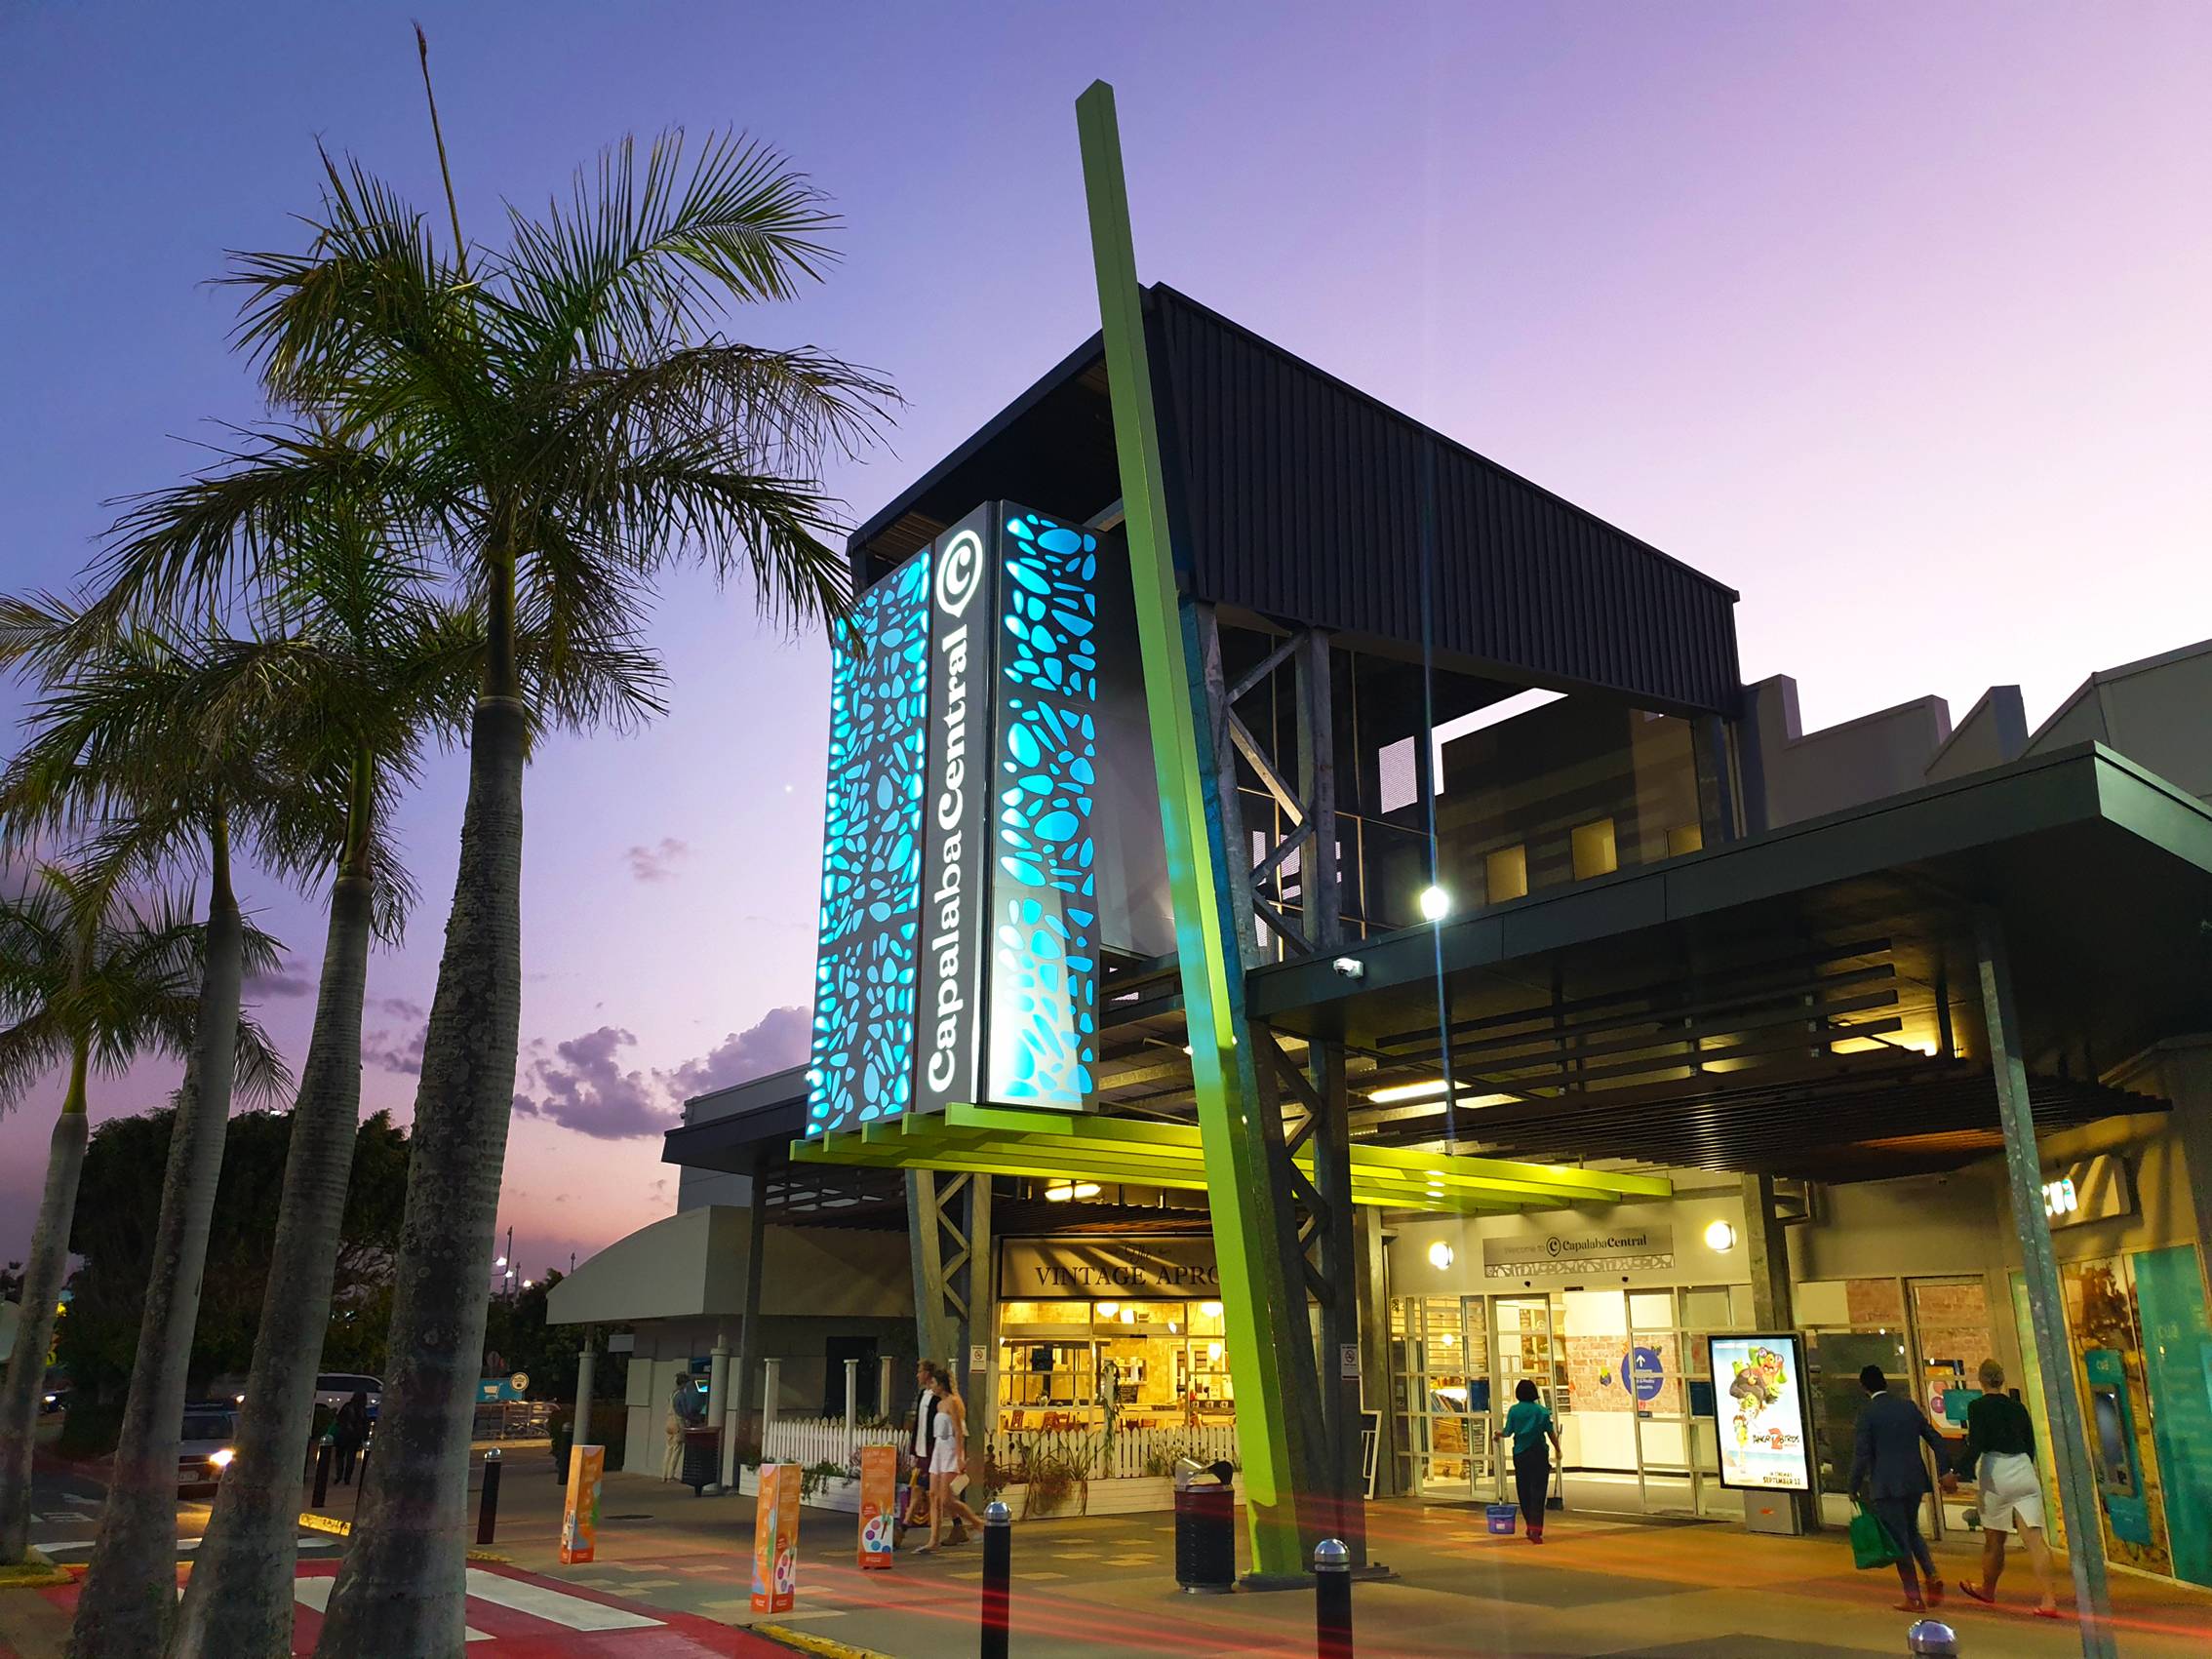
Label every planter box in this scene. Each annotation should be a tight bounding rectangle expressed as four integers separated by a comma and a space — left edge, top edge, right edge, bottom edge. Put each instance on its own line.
735, 1466, 863, 1513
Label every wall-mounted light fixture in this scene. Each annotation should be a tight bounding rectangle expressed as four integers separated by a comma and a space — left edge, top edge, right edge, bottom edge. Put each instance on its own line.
1704, 1220, 1738, 1252
1428, 1240, 1456, 1270
1418, 885, 1452, 923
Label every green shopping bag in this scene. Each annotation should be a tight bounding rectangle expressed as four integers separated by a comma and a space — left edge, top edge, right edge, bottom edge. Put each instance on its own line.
1849, 1501, 1901, 1570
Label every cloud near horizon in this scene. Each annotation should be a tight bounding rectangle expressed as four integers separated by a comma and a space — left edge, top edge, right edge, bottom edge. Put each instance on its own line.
625, 838, 690, 883
363, 1025, 427, 1077
513, 1006, 810, 1141
245, 963, 315, 1000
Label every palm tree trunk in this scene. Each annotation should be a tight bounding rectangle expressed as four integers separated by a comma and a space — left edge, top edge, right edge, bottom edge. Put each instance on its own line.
314, 696, 525, 1658
0, 1053, 91, 1564
68, 829, 245, 1659
169, 835, 374, 1659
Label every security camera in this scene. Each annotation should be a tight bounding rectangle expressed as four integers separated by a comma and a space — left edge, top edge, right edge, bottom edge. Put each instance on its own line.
1330, 956, 1364, 980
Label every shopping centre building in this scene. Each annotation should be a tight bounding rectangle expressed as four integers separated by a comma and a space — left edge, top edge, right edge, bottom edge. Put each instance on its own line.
552, 101, 2212, 1615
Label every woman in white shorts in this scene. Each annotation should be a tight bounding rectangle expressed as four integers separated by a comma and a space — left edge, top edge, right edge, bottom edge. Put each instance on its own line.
1955, 1358, 2058, 1617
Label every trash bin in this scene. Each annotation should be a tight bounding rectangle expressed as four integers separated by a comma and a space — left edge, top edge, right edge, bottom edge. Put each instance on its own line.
680, 1426, 722, 1495
1172, 1457, 1236, 1594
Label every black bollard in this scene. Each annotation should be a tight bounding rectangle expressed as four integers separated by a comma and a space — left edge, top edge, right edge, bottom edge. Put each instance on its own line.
980, 1500, 1011, 1659
1315, 1537, 1353, 1659
477, 1447, 503, 1547
354, 1439, 371, 1512
311, 1440, 333, 1510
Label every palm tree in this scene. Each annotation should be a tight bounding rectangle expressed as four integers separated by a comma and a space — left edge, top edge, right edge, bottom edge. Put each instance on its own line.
157, 499, 663, 1659
74, 92, 890, 1651
0, 629, 320, 1652
0, 863, 287, 1567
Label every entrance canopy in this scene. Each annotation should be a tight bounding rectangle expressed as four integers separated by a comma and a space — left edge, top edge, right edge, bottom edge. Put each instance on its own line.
1250, 743, 2211, 1180
791, 1101, 1671, 1215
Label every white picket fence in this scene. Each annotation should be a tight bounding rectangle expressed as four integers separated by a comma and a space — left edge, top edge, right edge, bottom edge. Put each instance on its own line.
761, 1414, 1239, 1481
762, 1416, 903, 1470
990, 1421, 1240, 1481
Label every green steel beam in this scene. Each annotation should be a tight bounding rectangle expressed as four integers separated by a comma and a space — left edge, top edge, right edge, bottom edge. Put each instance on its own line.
1078, 85, 1327, 1573
794, 1108, 1676, 1217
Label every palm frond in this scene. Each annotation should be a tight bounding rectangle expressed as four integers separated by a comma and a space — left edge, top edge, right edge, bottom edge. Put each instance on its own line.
496, 130, 844, 376
229, 1011, 296, 1108
226, 145, 475, 424
0, 1012, 70, 1116
80, 427, 433, 637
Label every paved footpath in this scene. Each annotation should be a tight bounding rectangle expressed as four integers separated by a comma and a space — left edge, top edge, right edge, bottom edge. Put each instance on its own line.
490, 1471, 2212, 1659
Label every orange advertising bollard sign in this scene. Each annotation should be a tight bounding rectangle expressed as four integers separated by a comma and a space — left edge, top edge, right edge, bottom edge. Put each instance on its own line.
858, 1442, 896, 1568
559, 1444, 604, 1564
750, 1461, 801, 1612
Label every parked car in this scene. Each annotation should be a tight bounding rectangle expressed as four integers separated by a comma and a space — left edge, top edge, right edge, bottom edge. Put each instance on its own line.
178, 1404, 238, 1493
313, 1372, 382, 1419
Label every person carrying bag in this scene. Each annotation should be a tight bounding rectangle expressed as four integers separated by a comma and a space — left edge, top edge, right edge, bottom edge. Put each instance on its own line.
1850, 1498, 1902, 1570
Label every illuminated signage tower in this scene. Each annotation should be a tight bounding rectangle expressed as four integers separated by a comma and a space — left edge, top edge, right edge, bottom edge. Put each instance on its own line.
805, 504, 1166, 1137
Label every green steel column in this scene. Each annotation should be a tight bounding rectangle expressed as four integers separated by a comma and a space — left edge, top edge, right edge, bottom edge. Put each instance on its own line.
1975, 909, 2117, 1659
1077, 78, 1315, 1577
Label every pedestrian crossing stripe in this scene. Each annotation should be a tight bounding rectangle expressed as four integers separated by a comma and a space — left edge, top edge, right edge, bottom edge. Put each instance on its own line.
291, 1576, 493, 1641
460, 1569, 663, 1632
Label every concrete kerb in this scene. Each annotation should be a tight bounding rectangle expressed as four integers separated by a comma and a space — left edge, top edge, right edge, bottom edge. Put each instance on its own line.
0, 1547, 70, 1590
752, 1626, 896, 1659
296, 1509, 509, 1564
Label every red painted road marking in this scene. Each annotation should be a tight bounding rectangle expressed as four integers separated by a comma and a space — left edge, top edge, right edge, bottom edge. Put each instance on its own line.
38, 1561, 785, 1656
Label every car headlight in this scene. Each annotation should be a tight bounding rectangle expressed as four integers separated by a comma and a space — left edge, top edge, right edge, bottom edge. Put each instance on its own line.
208, 1448, 235, 1469
43, 1394, 58, 1406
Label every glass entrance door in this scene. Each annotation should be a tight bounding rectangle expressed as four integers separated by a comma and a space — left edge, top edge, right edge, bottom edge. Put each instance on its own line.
1393, 1295, 1493, 1499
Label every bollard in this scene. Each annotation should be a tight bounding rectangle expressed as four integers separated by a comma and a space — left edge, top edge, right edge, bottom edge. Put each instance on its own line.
980, 1500, 1011, 1659
1315, 1537, 1353, 1659
1905, 1618, 1957, 1657
311, 1439, 333, 1510
477, 1447, 503, 1547
354, 1440, 371, 1512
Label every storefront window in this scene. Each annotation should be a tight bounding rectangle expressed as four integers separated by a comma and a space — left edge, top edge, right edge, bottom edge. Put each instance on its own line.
2056, 1255, 2176, 1579
2130, 1245, 2212, 1589
1908, 1278, 1995, 1437
996, 1295, 1236, 1432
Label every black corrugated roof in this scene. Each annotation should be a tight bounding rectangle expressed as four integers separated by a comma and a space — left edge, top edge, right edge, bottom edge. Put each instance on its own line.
850, 285, 1742, 714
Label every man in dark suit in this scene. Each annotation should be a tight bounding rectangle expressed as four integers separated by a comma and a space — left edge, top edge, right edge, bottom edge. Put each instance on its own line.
1848, 1364, 1951, 1610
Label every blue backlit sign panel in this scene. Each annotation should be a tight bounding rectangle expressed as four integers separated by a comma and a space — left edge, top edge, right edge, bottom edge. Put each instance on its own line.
805, 503, 1165, 1137
805, 551, 930, 1135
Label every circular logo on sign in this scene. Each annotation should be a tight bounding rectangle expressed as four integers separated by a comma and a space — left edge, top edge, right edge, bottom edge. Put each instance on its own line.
511, 1371, 529, 1392
935, 529, 983, 617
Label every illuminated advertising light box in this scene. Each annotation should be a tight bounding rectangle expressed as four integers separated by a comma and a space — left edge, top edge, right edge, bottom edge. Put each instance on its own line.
804, 503, 1168, 1138
1708, 1334, 1812, 1492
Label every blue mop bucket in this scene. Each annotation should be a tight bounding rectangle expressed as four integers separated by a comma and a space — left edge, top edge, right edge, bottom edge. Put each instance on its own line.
1484, 1502, 1519, 1535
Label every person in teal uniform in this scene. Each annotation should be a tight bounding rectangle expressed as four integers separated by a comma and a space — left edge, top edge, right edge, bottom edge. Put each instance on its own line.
1497, 1379, 1563, 1542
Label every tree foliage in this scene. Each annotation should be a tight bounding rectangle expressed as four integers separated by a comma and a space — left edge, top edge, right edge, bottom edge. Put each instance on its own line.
58, 1107, 409, 1402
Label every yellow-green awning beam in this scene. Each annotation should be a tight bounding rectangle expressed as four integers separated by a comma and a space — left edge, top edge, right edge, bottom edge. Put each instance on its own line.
791, 1102, 1670, 1217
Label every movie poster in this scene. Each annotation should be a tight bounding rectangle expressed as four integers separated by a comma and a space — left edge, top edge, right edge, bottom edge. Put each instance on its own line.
1710, 1335, 1811, 1491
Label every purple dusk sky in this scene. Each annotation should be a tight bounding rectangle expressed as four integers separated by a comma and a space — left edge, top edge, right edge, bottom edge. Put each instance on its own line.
4, 3, 2210, 1273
